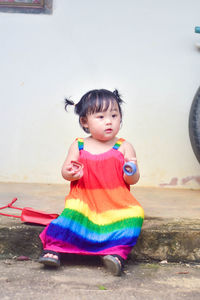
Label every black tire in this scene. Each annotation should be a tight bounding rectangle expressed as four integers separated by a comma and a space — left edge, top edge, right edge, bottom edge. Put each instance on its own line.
189, 87, 200, 163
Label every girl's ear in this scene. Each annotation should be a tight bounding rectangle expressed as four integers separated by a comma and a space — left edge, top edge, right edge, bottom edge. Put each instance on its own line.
80, 117, 89, 131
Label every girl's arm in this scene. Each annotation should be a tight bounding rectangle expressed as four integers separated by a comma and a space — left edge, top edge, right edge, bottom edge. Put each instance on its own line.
61, 140, 83, 181
122, 141, 140, 185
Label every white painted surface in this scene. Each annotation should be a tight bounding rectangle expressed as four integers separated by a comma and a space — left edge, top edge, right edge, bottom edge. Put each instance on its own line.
0, 0, 200, 188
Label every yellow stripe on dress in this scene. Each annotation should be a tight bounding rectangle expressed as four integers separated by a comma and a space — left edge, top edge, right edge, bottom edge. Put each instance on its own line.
65, 198, 144, 225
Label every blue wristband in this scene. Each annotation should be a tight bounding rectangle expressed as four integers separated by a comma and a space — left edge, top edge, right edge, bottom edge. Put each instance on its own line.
123, 162, 137, 176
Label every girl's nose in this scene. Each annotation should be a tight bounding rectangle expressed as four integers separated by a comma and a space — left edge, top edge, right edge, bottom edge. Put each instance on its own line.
105, 118, 112, 124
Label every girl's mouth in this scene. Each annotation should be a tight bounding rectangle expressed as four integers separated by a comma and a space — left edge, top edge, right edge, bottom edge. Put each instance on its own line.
105, 129, 113, 133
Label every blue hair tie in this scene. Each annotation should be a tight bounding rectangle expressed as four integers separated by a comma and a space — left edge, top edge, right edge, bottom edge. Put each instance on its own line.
123, 161, 137, 176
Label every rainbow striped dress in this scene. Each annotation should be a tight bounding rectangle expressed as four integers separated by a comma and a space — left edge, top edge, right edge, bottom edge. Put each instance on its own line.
40, 138, 144, 259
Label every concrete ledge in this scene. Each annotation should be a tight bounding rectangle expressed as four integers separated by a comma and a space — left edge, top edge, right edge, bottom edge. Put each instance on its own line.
0, 218, 43, 259
132, 218, 200, 262
1, 216, 200, 262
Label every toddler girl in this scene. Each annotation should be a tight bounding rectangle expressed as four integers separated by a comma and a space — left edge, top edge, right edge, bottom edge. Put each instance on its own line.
39, 89, 144, 276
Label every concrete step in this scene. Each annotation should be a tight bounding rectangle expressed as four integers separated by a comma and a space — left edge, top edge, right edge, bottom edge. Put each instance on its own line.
0, 216, 200, 262
132, 217, 200, 262
0, 183, 200, 262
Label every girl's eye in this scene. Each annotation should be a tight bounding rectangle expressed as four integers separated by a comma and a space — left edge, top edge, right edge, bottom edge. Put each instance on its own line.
112, 114, 117, 118
97, 115, 104, 119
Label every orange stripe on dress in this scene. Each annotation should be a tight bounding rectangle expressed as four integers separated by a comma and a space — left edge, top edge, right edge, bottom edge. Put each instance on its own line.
65, 186, 143, 213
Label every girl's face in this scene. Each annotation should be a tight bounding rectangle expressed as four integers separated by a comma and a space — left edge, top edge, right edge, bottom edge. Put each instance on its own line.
81, 101, 121, 141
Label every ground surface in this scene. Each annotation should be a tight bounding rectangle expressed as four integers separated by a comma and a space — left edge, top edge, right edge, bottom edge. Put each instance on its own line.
0, 257, 200, 300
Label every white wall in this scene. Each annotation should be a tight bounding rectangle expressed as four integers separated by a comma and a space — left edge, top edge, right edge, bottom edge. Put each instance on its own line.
0, 0, 200, 189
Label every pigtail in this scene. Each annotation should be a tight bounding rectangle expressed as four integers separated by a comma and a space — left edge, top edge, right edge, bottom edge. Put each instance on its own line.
64, 98, 76, 111
113, 89, 124, 104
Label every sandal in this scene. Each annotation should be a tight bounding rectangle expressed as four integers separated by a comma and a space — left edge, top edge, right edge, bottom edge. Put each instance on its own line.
102, 255, 124, 276
39, 250, 61, 267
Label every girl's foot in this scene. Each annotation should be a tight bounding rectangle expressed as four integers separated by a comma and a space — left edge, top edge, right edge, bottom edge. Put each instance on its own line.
102, 255, 124, 276
39, 250, 60, 267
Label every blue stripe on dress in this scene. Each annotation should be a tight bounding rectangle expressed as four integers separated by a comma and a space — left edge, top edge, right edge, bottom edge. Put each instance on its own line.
46, 223, 140, 252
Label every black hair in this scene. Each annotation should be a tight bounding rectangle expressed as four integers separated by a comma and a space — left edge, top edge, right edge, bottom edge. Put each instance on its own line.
64, 89, 124, 133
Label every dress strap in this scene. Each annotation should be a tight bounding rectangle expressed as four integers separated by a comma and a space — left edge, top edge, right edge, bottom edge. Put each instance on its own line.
113, 138, 125, 150
76, 138, 84, 150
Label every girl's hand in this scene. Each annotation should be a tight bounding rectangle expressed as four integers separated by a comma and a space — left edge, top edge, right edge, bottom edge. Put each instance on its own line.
120, 141, 140, 185
123, 160, 137, 176
61, 140, 83, 181
62, 161, 84, 181
123, 157, 140, 185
